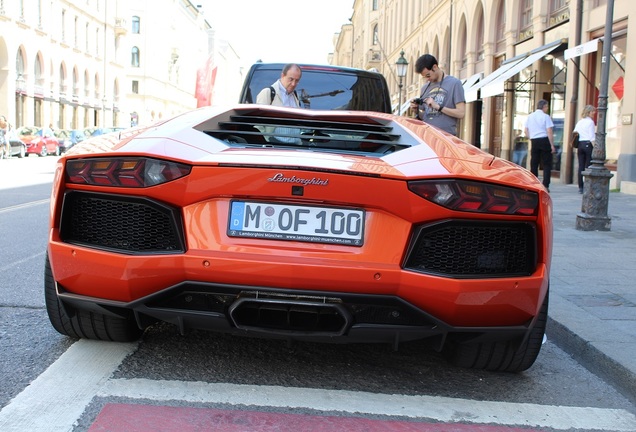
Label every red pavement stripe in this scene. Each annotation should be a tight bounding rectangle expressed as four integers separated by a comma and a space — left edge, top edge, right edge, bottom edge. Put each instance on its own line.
88, 403, 545, 432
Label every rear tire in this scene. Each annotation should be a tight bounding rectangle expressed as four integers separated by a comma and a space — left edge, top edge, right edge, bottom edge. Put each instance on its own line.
443, 289, 549, 372
44, 252, 143, 342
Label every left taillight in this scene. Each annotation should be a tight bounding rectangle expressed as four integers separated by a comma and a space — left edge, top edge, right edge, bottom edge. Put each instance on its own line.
408, 179, 539, 216
65, 157, 191, 187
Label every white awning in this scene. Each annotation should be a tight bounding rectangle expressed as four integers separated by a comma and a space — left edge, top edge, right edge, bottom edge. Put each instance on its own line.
564, 39, 599, 61
462, 73, 482, 90
461, 73, 481, 103
464, 58, 526, 98
464, 39, 564, 99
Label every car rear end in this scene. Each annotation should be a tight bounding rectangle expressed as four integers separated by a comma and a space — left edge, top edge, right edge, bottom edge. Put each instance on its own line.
46, 106, 552, 371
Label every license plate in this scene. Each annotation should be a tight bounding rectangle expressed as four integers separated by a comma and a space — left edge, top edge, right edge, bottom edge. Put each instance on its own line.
228, 201, 365, 246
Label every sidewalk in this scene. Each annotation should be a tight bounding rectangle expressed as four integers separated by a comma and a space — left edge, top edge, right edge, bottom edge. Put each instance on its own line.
547, 180, 636, 404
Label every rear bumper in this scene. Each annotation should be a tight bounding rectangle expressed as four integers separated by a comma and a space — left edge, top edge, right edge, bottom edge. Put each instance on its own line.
55, 280, 535, 347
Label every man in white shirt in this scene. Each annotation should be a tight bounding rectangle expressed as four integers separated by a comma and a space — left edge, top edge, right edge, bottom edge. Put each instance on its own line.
524, 99, 555, 191
256, 64, 303, 144
257, 64, 302, 107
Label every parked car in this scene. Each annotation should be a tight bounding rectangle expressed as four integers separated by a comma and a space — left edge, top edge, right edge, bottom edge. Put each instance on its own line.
55, 129, 86, 153
45, 105, 552, 372
8, 137, 27, 158
239, 62, 392, 113
4, 127, 27, 158
19, 126, 60, 157
85, 127, 125, 137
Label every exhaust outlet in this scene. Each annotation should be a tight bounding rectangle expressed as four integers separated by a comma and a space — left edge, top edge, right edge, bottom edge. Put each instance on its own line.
229, 293, 351, 336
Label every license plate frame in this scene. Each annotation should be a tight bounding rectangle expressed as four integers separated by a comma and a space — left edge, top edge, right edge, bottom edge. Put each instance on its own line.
228, 200, 365, 246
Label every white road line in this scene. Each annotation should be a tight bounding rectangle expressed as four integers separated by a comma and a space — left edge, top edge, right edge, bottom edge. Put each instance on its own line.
0, 199, 50, 213
0, 251, 45, 273
0, 340, 138, 432
100, 378, 636, 431
1, 339, 636, 431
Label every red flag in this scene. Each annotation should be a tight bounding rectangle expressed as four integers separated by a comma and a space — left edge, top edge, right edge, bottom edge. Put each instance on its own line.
195, 56, 217, 107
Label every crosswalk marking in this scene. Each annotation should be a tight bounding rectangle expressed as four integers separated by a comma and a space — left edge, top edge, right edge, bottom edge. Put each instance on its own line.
101, 378, 636, 431
1, 340, 635, 431
0, 340, 137, 432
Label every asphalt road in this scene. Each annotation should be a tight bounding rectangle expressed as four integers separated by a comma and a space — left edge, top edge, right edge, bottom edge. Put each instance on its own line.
1, 155, 635, 432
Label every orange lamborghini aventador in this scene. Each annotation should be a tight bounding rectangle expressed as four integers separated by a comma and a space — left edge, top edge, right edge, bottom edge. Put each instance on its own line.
45, 105, 552, 372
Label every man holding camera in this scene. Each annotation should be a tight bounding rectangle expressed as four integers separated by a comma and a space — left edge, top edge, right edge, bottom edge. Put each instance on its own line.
410, 54, 465, 136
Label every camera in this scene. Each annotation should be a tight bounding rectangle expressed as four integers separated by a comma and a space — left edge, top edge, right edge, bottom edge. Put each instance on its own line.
412, 98, 424, 105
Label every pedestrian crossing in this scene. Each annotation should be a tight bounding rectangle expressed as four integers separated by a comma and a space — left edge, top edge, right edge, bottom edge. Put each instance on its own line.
1, 340, 635, 431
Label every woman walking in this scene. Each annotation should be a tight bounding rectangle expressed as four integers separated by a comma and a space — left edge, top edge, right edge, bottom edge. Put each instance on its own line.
573, 105, 596, 194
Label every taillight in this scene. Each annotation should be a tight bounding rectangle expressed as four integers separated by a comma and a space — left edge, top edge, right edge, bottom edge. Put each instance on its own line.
65, 157, 191, 187
408, 180, 538, 215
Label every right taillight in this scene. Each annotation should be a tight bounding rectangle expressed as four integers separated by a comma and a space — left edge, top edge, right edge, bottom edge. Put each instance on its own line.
408, 179, 538, 216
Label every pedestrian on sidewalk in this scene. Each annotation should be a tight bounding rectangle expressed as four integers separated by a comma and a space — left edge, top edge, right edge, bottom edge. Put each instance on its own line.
0, 115, 10, 159
525, 100, 555, 191
411, 54, 465, 136
572, 105, 596, 194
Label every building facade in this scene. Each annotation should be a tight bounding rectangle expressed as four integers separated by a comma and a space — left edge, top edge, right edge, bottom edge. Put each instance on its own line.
0, 0, 217, 132
332, 0, 635, 192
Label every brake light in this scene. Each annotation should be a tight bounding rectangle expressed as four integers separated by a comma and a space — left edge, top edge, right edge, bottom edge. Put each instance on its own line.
65, 157, 191, 187
408, 180, 538, 215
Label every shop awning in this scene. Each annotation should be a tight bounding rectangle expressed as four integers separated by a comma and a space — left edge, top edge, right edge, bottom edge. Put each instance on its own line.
465, 39, 565, 100
564, 38, 599, 61
462, 73, 482, 103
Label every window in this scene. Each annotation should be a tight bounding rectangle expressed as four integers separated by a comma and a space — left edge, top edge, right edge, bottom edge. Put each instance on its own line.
61, 9, 66, 42
475, 9, 484, 61
372, 0, 378, 11
132, 16, 140, 34
496, 1, 506, 53
73, 70, 79, 100
74, 16, 79, 48
519, 0, 533, 40
85, 23, 89, 52
132, 80, 139, 94
131, 47, 140, 67
549, 0, 567, 12
35, 56, 44, 95
94, 73, 100, 100
59, 64, 66, 97
520, 0, 532, 30
37, 0, 43, 27
372, 25, 378, 45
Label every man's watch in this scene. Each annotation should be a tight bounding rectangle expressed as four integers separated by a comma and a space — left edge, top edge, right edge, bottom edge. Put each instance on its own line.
438, 105, 444, 113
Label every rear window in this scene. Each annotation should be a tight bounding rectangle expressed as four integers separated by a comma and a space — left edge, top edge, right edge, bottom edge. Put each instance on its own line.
240, 65, 390, 113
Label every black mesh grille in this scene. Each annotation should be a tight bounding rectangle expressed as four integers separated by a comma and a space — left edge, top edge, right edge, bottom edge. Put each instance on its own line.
60, 192, 184, 254
405, 221, 536, 278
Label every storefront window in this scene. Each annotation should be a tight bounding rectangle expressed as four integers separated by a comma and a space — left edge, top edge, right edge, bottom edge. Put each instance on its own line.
596, 36, 626, 167
550, 53, 567, 172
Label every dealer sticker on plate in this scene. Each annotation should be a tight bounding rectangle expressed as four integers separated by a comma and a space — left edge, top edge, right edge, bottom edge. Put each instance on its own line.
228, 201, 365, 246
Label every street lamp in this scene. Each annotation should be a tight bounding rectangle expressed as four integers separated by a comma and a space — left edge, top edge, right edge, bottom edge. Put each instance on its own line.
575, 0, 614, 231
395, 50, 408, 115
